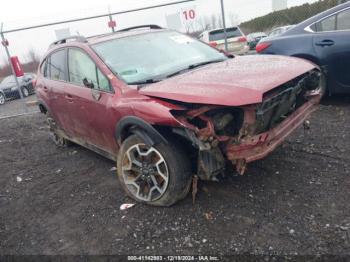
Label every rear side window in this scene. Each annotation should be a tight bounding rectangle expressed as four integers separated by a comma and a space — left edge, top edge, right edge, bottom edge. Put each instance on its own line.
68, 49, 111, 92
47, 50, 67, 81
209, 27, 242, 41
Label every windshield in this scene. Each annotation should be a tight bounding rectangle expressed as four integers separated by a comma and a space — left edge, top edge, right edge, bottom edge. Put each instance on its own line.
209, 27, 242, 41
92, 31, 226, 84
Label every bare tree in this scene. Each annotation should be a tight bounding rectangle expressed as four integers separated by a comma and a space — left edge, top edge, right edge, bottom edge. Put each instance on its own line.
228, 12, 240, 27
0, 55, 11, 78
183, 19, 196, 33
210, 14, 218, 29
197, 16, 211, 31
27, 48, 40, 65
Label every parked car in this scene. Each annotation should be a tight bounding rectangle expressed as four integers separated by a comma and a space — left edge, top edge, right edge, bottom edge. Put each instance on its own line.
36, 25, 324, 206
256, 2, 350, 94
199, 26, 249, 55
267, 25, 295, 39
0, 73, 36, 102
247, 32, 267, 50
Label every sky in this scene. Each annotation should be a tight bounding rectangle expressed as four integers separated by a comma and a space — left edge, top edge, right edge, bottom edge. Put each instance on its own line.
0, 0, 318, 64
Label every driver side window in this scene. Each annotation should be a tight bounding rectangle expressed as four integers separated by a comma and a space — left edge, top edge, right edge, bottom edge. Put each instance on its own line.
68, 49, 111, 92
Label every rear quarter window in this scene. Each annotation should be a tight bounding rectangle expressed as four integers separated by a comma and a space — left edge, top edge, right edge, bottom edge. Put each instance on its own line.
47, 49, 67, 81
316, 15, 336, 32
41, 59, 48, 78
337, 9, 350, 30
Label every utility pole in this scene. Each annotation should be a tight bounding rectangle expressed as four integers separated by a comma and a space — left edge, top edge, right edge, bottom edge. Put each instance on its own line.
220, 0, 228, 51
0, 23, 27, 113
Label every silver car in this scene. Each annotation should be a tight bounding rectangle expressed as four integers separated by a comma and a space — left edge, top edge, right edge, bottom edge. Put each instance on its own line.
199, 26, 249, 55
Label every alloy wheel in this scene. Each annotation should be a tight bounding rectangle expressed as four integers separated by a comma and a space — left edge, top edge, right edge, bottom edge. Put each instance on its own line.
121, 143, 169, 202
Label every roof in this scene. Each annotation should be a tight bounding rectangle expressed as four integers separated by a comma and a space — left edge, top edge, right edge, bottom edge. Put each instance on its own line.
87, 28, 167, 45
48, 25, 167, 49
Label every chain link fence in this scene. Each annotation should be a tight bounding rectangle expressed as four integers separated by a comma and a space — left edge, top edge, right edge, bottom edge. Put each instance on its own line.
0, 0, 196, 119
0, 0, 347, 119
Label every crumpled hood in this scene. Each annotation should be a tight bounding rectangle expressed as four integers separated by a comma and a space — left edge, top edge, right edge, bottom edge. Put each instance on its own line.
139, 55, 316, 106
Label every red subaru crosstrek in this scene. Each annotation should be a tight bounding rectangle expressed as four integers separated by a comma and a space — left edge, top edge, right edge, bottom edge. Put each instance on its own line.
36, 25, 324, 206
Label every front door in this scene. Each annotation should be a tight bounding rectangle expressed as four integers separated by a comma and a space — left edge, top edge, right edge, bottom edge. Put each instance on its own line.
65, 48, 119, 154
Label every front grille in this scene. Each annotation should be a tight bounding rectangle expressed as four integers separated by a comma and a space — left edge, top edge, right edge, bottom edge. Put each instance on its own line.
255, 70, 320, 134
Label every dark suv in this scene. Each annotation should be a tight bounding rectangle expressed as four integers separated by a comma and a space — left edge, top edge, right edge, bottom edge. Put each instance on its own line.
36, 25, 324, 206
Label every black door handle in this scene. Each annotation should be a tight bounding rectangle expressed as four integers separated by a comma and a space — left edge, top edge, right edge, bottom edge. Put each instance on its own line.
315, 40, 334, 47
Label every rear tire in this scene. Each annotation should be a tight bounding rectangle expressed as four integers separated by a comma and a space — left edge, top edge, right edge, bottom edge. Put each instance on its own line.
117, 134, 192, 207
46, 114, 71, 147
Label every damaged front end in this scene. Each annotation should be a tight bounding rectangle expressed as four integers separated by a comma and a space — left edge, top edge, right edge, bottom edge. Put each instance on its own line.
170, 69, 325, 180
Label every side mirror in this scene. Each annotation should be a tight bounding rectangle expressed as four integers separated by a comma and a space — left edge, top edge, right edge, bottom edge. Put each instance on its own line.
91, 88, 101, 101
83, 78, 94, 89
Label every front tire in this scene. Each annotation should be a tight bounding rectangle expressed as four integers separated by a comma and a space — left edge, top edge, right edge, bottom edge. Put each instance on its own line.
117, 135, 192, 207
22, 87, 29, 97
0, 93, 5, 105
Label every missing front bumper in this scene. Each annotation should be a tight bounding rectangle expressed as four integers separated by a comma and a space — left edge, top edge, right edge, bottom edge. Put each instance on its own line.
226, 95, 320, 165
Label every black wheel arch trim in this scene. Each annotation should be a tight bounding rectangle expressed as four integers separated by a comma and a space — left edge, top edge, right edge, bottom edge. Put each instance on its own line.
115, 116, 168, 146
37, 99, 49, 114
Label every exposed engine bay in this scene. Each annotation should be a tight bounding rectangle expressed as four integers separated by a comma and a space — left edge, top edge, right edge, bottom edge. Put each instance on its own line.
169, 69, 324, 180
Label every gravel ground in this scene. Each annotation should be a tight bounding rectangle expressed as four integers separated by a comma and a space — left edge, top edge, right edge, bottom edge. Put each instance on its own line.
0, 95, 39, 119
0, 96, 349, 258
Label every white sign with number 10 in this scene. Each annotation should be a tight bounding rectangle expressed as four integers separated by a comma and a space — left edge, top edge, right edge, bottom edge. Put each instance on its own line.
181, 6, 197, 23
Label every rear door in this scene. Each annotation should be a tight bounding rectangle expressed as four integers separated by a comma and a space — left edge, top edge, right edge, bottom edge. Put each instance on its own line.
66, 48, 117, 154
312, 7, 350, 92
43, 49, 75, 136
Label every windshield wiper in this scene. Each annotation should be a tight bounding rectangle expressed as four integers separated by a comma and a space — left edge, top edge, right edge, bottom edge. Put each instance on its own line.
133, 59, 226, 87
130, 79, 161, 85
166, 59, 226, 79
188, 59, 226, 69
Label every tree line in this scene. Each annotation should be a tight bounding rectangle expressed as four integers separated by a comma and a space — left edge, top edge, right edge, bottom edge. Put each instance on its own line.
239, 0, 345, 34
0, 48, 40, 78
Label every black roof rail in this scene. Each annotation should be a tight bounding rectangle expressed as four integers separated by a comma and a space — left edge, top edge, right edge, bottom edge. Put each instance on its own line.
118, 24, 163, 32
49, 35, 87, 48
